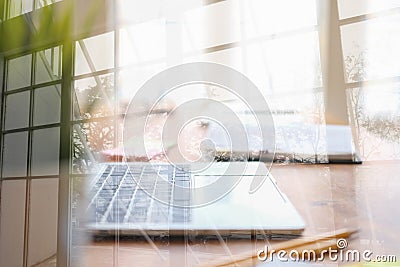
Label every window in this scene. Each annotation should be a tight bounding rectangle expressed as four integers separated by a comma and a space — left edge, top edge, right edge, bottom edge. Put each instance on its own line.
339, 1, 400, 160
0, 46, 61, 266
181, 0, 326, 162
1, 1, 400, 267
5, 0, 62, 19
73, 32, 116, 174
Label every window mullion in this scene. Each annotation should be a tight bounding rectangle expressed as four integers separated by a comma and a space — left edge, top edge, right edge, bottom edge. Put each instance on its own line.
57, 40, 73, 267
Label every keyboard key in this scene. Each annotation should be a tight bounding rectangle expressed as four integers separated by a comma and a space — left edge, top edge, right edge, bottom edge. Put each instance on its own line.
90, 164, 192, 224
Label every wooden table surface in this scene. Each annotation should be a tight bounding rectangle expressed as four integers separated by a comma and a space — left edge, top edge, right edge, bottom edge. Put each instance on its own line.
73, 160, 400, 266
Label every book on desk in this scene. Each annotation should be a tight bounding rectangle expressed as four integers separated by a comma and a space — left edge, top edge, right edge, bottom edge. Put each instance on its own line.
206, 122, 361, 164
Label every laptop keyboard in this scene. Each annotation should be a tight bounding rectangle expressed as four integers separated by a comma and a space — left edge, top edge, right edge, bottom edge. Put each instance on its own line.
88, 164, 192, 225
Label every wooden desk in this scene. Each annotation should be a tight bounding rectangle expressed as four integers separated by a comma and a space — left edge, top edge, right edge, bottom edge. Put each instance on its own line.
74, 160, 400, 266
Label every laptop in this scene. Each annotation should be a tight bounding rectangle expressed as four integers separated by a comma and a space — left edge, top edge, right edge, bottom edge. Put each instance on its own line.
85, 161, 305, 236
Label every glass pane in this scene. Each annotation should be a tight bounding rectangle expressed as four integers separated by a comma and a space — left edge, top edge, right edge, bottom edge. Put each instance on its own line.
31, 127, 60, 176
7, 0, 33, 19
73, 74, 114, 120
270, 91, 328, 163
70, 175, 92, 266
35, 0, 62, 9
72, 122, 114, 174
119, 19, 166, 66
70, 176, 85, 229
0, 180, 26, 267
28, 178, 58, 267
341, 14, 400, 83
338, 0, 400, 19
199, 47, 243, 71
4, 90, 30, 130
347, 83, 400, 161
117, 0, 164, 25
74, 32, 114, 76
2, 132, 28, 177
6, 54, 32, 91
249, 31, 321, 92
182, 0, 240, 51
118, 64, 165, 114
242, 0, 317, 39
35, 46, 62, 84
33, 85, 61, 126
190, 48, 243, 100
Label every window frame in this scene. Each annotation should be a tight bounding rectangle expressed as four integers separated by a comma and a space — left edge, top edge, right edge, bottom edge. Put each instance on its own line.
0, 45, 63, 267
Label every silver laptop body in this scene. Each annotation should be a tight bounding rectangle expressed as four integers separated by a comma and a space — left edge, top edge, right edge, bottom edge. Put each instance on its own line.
86, 162, 305, 236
